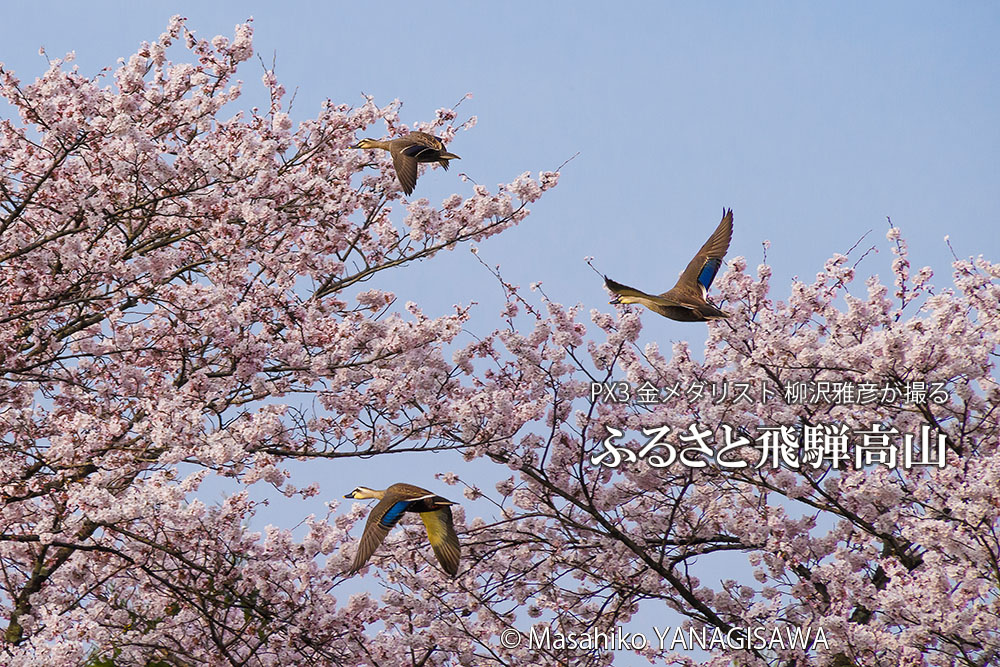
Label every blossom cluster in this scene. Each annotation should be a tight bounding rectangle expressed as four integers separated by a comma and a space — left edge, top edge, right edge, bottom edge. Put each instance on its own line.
0, 17, 560, 666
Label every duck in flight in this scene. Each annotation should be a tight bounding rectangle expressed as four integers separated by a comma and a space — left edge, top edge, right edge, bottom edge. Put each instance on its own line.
344, 483, 461, 577
350, 131, 460, 195
604, 208, 734, 322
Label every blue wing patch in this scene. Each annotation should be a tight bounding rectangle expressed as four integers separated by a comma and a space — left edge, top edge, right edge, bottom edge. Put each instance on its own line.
380, 500, 412, 528
698, 258, 723, 291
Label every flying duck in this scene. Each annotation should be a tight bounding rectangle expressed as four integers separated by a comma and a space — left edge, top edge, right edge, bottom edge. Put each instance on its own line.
350, 131, 460, 195
604, 208, 734, 322
344, 482, 461, 577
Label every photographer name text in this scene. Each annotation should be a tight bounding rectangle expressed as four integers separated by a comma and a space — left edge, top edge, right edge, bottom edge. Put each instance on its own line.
500, 623, 829, 652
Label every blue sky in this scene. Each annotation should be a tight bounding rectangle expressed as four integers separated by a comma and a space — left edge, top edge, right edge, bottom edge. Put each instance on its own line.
3, 2, 998, 660
4, 3, 997, 323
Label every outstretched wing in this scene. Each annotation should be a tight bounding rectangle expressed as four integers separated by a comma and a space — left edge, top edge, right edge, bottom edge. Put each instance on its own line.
670, 208, 733, 297
349, 497, 411, 574
390, 151, 418, 195
419, 506, 461, 577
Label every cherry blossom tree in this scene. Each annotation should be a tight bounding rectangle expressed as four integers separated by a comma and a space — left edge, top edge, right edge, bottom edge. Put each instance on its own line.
1, 17, 997, 667
449, 233, 999, 667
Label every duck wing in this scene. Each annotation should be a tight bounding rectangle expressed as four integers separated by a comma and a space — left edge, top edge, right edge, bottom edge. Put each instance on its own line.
390, 150, 418, 195
349, 495, 413, 574
419, 505, 461, 577
667, 208, 733, 299
404, 131, 445, 150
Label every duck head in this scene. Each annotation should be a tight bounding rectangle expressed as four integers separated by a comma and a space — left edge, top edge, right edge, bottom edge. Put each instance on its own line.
344, 486, 380, 500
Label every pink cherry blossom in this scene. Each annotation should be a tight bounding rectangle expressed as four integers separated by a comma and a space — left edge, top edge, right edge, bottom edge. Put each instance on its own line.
1, 18, 997, 667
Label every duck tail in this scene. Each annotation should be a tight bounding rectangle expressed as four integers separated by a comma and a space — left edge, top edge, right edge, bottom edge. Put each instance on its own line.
438, 152, 460, 169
